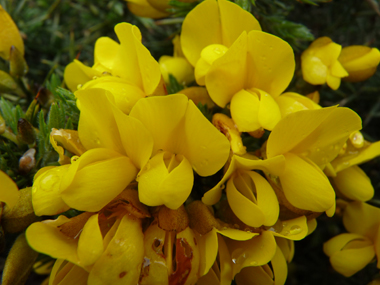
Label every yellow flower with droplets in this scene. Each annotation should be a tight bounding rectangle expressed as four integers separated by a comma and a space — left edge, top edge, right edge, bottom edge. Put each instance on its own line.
301, 37, 348, 90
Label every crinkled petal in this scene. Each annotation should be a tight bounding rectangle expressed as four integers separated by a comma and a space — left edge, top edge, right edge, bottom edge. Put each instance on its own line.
228, 231, 276, 276
343, 201, 380, 240
181, 99, 230, 176
76, 89, 124, 153
206, 32, 248, 108
77, 214, 104, 267
280, 153, 335, 212
0, 170, 20, 209
61, 149, 138, 212
138, 152, 193, 209
112, 23, 161, 95
50, 129, 86, 156
94, 37, 119, 70
26, 217, 80, 265
246, 31, 295, 97
230, 89, 260, 132
88, 215, 144, 284
333, 165, 374, 201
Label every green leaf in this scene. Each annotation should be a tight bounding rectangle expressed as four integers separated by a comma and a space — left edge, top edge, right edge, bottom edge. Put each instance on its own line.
166, 74, 184, 94
235, 0, 251, 11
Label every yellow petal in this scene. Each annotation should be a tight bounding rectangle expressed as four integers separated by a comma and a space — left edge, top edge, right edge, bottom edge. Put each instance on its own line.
339, 46, 380, 82
228, 231, 276, 276
110, 103, 153, 170
230, 89, 260, 132
26, 217, 80, 265
94, 37, 119, 70
80, 76, 146, 115
0, 5, 24, 60
49, 260, 89, 285
276, 92, 320, 118
196, 228, 218, 276
257, 89, 282, 130
227, 170, 279, 227
159, 55, 195, 85
343, 201, 380, 240
270, 216, 308, 241
76, 89, 124, 153
218, 234, 234, 285
323, 233, 367, 257
138, 151, 193, 209
61, 148, 138, 212
130, 94, 188, 154
267, 106, 362, 167
217, 228, 259, 241
206, 32, 248, 108
181, 0, 260, 66
333, 165, 374, 201
88, 215, 144, 284
112, 23, 161, 95
271, 245, 288, 285
246, 31, 295, 97
0, 170, 20, 209
280, 153, 335, 212
180, 99, 230, 176
64, 60, 101, 92
235, 265, 274, 285
325, 234, 375, 277
275, 237, 294, 262
301, 55, 328, 85
77, 214, 104, 267
326, 72, 341, 90
32, 165, 71, 216
126, 0, 169, 19
202, 154, 285, 206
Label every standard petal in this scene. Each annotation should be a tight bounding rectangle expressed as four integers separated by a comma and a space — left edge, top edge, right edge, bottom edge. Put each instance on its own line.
0, 170, 20, 209
94, 37, 119, 70
61, 149, 138, 212
112, 23, 161, 95
323, 233, 366, 257
181, 100, 230, 176
270, 216, 308, 241
206, 32, 248, 108
88, 215, 144, 284
333, 165, 374, 201
235, 266, 274, 285
0, 5, 24, 60
280, 153, 335, 212
77, 214, 104, 267
343, 201, 380, 240
138, 152, 193, 209
230, 89, 260, 132
257, 89, 282, 130
196, 228, 219, 276
246, 31, 295, 97
76, 89, 124, 153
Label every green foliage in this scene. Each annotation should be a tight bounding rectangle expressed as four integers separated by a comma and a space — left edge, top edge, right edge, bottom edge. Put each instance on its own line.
167, 0, 200, 17
166, 74, 184, 94
0, 98, 24, 134
196, 102, 213, 122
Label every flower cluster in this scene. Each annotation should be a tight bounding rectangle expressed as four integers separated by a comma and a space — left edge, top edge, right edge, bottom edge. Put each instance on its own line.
1, 0, 380, 284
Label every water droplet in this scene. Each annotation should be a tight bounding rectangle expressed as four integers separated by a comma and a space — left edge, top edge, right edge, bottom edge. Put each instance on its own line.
250, 261, 257, 266
40, 174, 60, 192
232, 258, 237, 264
77, 84, 83, 89
283, 230, 290, 236
289, 225, 302, 235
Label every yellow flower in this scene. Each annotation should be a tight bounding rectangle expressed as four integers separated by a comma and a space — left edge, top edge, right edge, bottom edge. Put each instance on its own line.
0, 4, 24, 60
266, 106, 362, 213
324, 201, 380, 277
0, 170, 20, 209
125, 0, 170, 19
64, 23, 165, 114
206, 30, 295, 132
301, 37, 348, 90
338, 46, 380, 82
181, 0, 261, 68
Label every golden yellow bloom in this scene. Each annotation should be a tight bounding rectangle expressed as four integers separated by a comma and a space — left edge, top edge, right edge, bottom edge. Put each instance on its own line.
0, 170, 20, 209
0, 4, 24, 60
64, 23, 165, 114
324, 201, 380, 277
301, 37, 348, 90
338, 46, 380, 82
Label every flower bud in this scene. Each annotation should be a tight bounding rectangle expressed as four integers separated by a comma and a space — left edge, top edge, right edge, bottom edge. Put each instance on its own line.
19, 148, 36, 174
17, 118, 36, 145
1, 233, 39, 285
